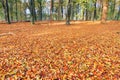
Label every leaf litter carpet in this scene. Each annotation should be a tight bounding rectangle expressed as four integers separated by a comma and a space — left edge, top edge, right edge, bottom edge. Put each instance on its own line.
0, 21, 120, 79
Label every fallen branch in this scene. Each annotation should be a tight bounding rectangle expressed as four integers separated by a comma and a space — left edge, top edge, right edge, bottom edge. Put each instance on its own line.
0, 32, 15, 37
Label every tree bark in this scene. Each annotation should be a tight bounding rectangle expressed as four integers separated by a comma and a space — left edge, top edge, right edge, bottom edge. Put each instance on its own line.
66, 0, 71, 25
1, 0, 7, 21
15, 0, 18, 22
10, 2, 13, 21
50, 0, 54, 21
111, 0, 116, 20
58, 0, 61, 20
30, 0, 35, 24
93, 1, 97, 21
20, 2, 22, 21
117, 6, 120, 20
76, 4, 79, 20
101, 0, 108, 23
33, 0, 37, 21
38, 0, 42, 20
61, 0, 63, 19
6, 0, 11, 24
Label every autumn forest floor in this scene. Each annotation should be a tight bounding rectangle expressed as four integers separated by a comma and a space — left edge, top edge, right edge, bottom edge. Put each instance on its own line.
0, 21, 120, 80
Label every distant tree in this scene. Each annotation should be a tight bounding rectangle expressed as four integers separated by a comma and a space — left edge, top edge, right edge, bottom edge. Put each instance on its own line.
15, 0, 18, 21
61, 0, 64, 18
101, 0, 108, 23
97, 0, 102, 20
1, 0, 7, 21
93, 0, 97, 20
19, 1, 22, 21
30, 0, 35, 24
37, 0, 43, 20
33, 0, 37, 21
84, 1, 88, 21
50, 0, 54, 21
109, 0, 116, 20
117, 2, 120, 20
66, 0, 71, 25
71, 1, 76, 20
58, 0, 61, 20
6, 0, 11, 24
9, 0, 14, 21
23, 0, 27, 21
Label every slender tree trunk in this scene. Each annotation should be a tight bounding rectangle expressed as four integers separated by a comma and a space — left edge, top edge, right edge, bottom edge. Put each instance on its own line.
85, 2, 88, 21
72, 2, 75, 20
20, 2, 22, 21
23, 0, 27, 21
24, 9, 27, 21
93, 1, 97, 21
15, 0, 18, 21
58, 0, 61, 20
97, 0, 102, 20
38, 0, 42, 20
85, 9, 88, 21
10, 2, 13, 21
61, 0, 63, 19
66, 0, 71, 25
50, 0, 54, 21
101, 0, 108, 23
30, 0, 35, 24
1, 0, 7, 21
6, 0, 11, 24
33, 0, 37, 21
89, 11, 92, 20
109, 0, 116, 20
82, 10, 84, 20
76, 4, 79, 20
117, 6, 120, 20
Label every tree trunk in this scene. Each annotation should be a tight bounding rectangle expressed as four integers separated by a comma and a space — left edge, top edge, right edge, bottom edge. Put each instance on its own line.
117, 5, 120, 20
93, 1, 97, 21
85, 9, 88, 21
50, 0, 54, 21
58, 0, 61, 20
24, 8, 27, 21
76, 4, 79, 20
20, 2, 22, 21
38, 0, 42, 21
101, 0, 108, 23
15, 0, 18, 22
97, 0, 102, 20
1, 0, 7, 21
112, 0, 116, 20
61, 0, 63, 19
85, 2, 88, 21
30, 0, 35, 24
66, 0, 71, 25
6, 0, 11, 24
72, 2, 75, 20
33, 0, 37, 21
10, 2, 13, 21
23, 0, 27, 21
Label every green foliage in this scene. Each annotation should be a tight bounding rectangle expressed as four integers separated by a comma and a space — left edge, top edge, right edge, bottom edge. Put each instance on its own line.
0, 0, 119, 23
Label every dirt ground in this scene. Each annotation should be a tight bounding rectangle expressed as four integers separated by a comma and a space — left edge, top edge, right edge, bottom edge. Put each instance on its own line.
0, 21, 120, 79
